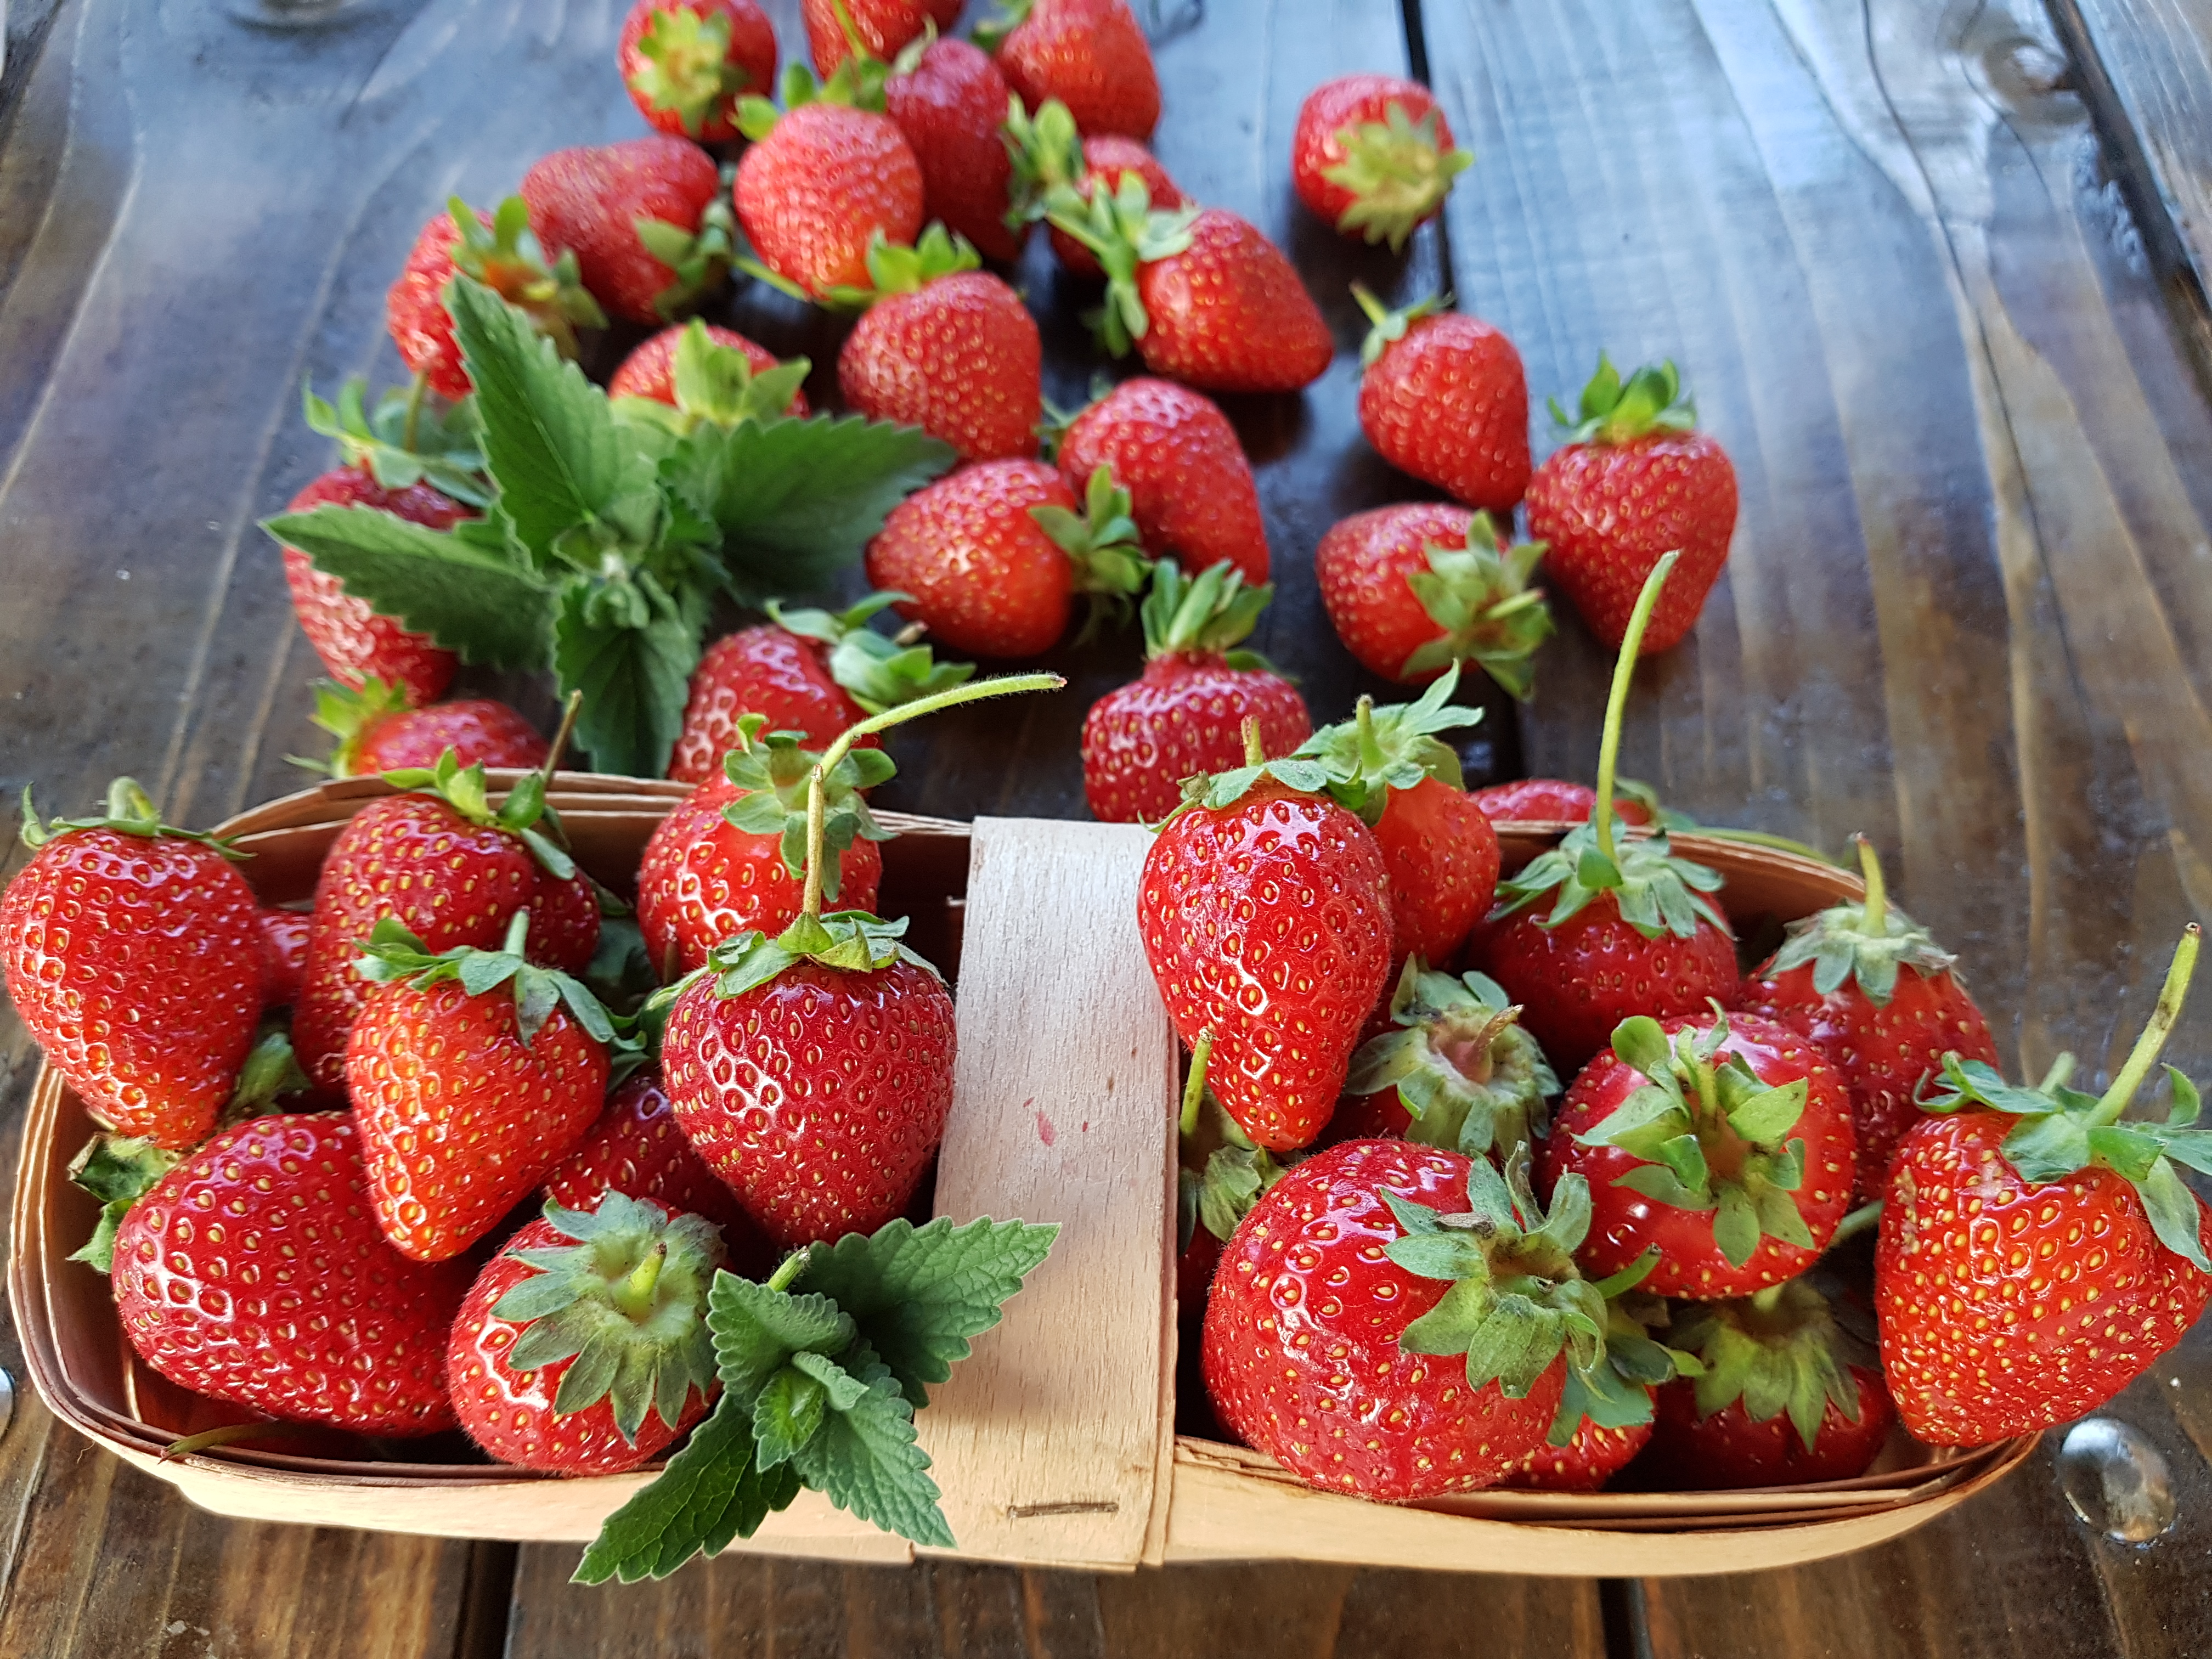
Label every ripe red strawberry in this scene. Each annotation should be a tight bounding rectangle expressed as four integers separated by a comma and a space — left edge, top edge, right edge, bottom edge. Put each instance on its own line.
1504, 1417, 1654, 1491
306, 679, 548, 778
885, 37, 1025, 263
637, 718, 888, 977
802, 0, 962, 76
2, 781, 263, 1149
1058, 377, 1267, 586
1050, 186, 1333, 394
1082, 561, 1309, 822
544, 1073, 765, 1262
1470, 778, 1652, 827
1003, 98, 1183, 278
386, 198, 605, 401
1527, 357, 1737, 657
1541, 1009, 1857, 1297
610, 321, 809, 419
1334, 961, 1555, 1158
522, 137, 733, 327
1738, 839, 2000, 1205
111, 1113, 467, 1433
291, 757, 599, 1093
1293, 76, 1472, 250
259, 908, 312, 1007
347, 915, 617, 1261
620, 0, 779, 143
1202, 1139, 1601, 1499
981, 0, 1160, 141
837, 229, 1041, 463
867, 460, 1150, 657
448, 1194, 720, 1472
1139, 754, 1393, 1150
734, 101, 924, 299
1355, 288, 1530, 512
1315, 503, 1553, 697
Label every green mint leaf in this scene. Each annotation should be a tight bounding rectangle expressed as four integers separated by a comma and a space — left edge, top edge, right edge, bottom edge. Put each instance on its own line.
751, 1364, 829, 1471
788, 1363, 956, 1549
552, 574, 702, 777
707, 1271, 857, 1407
572, 1391, 800, 1584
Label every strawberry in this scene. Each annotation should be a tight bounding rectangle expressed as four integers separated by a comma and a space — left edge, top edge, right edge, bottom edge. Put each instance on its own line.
980, 0, 1160, 142
305, 678, 548, 779
448, 1194, 720, 1472
1138, 744, 1393, 1150
1355, 288, 1530, 513
609, 320, 810, 419
1292, 76, 1472, 251
1201, 1140, 1604, 1499
386, 198, 605, 401
291, 756, 599, 1093
1082, 560, 1308, 823
1294, 669, 1502, 968
802, 0, 961, 76
638, 718, 888, 977
885, 37, 1025, 263
3, 781, 263, 1149
1002, 97, 1182, 278
544, 1072, 766, 1262
1527, 357, 1737, 657
1540, 1009, 1857, 1298
1877, 929, 2212, 1445
866, 460, 1150, 658
1049, 183, 1333, 394
837, 228, 1042, 462
259, 909, 312, 1007
1470, 778, 1652, 827
111, 1113, 467, 1434
1334, 961, 1555, 1159
348, 914, 618, 1261
620, 0, 779, 143
733, 96, 924, 299
523, 137, 736, 327
1504, 1418, 1654, 1491
1057, 377, 1267, 586
1738, 838, 2000, 1205
1315, 504, 1552, 698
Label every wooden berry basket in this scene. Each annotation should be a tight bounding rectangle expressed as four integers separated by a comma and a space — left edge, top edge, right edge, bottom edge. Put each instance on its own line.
8, 777, 2039, 1575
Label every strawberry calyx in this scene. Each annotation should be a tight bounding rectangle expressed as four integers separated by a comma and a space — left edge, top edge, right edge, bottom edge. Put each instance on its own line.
1041, 175, 1199, 357
221, 1022, 313, 1126
1001, 97, 1086, 230
737, 55, 891, 143
489, 1192, 725, 1443
66, 1133, 184, 1273
302, 376, 492, 506
1576, 1011, 1816, 1268
1177, 1081, 1292, 1252
377, 748, 577, 882
972, 0, 1035, 53
302, 675, 414, 778
1763, 836, 1960, 1007
1667, 1273, 1876, 1452
1321, 102, 1474, 253
1916, 924, 2211, 1271
1344, 958, 1558, 1160
613, 318, 813, 436
627, 5, 758, 138
1029, 464, 1154, 630
718, 713, 895, 902
446, 196, 608, 354
1544, 1250, 1702, 1444
1398, 513, 1554, 699
768, 594, 977, 713
690, 911, 940, 1001
1351, 283, 1447, 368
1549, 353, 1699, 446
1294, 665, 1483, 821
636, 188, 738, 321
19, 777, 245, 860
356, 911, 623, 1049
820, 223, 981, 309
1138, 558, 1277, 667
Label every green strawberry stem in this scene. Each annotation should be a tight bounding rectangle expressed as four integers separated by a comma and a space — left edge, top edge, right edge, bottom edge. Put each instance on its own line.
2040, 1053, 2076, 1091
2089, 924, 2200, 1129
1241, 717, 1266, 767
1827, 1199, 1882, 1249
106, 778, 159, 827
161, 1421, 327, 1462
1852, 834, 1887, 935
1748, 1283, 1785, 1315
1353, 697, 1386, 778
543, 690, 584, 784
1591, 551, 1679, 866
399, 368, 429, 453
766, 1250, 807, 1293
612, 1243, 670, 1315
1179, 1030, 1215, 1136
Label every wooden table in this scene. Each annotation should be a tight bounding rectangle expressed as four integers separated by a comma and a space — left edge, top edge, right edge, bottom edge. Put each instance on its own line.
2, 0, 2209, 1651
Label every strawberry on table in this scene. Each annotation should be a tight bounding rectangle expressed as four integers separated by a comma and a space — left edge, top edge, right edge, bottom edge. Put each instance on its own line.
1333, 961, 1555, 1160
884, 37, 1025, 263
386, 198, 605, 401
3, 781, 264, 1149
306, 678, 548, 779
1003, 98, 1182, 278
1527, 356, 1737, 657
981, 0, 1160, 141
802, 0, 961, 76
522, 136, 735, 325
735, 82, 924, 299
1293, 76, 1472, 251
1470, 778, 1652, 827
1057, 376, 1268, 587
610, 319, 810, 422
1355, 287, 1530, 514
620, 0, 779, 143
544, 1072, 768, 1266
1081, 560, 1310, 823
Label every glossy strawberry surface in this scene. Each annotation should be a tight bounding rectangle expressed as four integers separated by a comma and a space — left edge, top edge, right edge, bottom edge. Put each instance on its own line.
1499, 1413, 1654, 1491
1082, 656, 1310, 823
543, 1073, 767, 1267
346, 699, 549, 778
1059, 378, 1267, 586
885, 38, 1024, 262
279, 467, 467, 705
609, 323, 808, 415
994, 0, 1160, 140
866, 459, 1081, 657
523, 136, 722, 325
619, 0, 778, 143
1314, 502, 1476, 685
1372, 776, 1500, 970
1635, 1365, 1893, 1489
735, 104, 924, 299
1360, 311, 1530, 513
1469, 778, 1652, 827
667, 624, 865, 786
1134, 210, 1331, 394
839, 272, 1041, 464
802, 0, 961, 75
258, 907, 311, 1007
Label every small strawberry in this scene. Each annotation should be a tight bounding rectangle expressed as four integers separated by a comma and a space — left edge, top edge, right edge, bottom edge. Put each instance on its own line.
111, 1113, 467, 1434
1315, 503, 1552, 698
1049, 183, 1334, 394
1334, 961, 1555, 1159
1082, 560, 1308, 823
620, 0, 779, 143
448, 1193, 721, 1472
304, 678, 548, 779
544, 1072, 765, 1261
734, 87, 924, 299
1470, 778, 1652, 828
885, 37, 1025, 262
1293, 76, 1472, 251
1502, 1265, 1695, 1491
3, 781, 263, 1149
1355, 287, 1530, 513
259, 909, 312, 1007
348, 913, 619, 1261
1506, 1418, 1654, 1492
1002, 98, 1183, 279
609, 320, 810, 421
298, 373, 495, 508
386, 198, 605, 401
1527, 356, 1737, 657
802, 0, 961, 76
1057, 376, 1267, 587
1877, 928, 2212, 1445
523, 136, 734, 326
836, 227, 1042, 462
866, 459, 1150, 657
980, 0, 1160, 141
1202, 1140, 1605, 1499
1739, 838, 2000, 1205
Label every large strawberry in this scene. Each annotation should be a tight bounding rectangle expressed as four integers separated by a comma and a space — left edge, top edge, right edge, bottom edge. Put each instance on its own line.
981, 0, 1159, 140
3, 781, 263, 1149
386, 198, 604, 401
866, 459, 1150, 657
306, 679, 548, 779
610, 320, 810, 422
1292, 76, 1472, 251
1739, 838, 2000, 1205
1877, 928, 2212, 1445
1334, 961, 1556, 1160
1048, 181, 1333, 394
522, 136, 734, 325
1138, 742, 1393, 1150
448, 1194, 720, 1473
620, 0, 779, 143
1202, 1140, 1604, 1500
734, 89, 923, 299
348, 914, 618, 1261
837, 227, 1041, 462
544, 1072, 765, 1260
1003, 98, 1182, 278
802, 0, 961, 76
1355, 288, 1530, 513
1470, 778, 1652, 827
884, 37, 1024, 262
1527, 357, 1737, 657
1315, 505, 1550, 699
111, 1113, 467, 1434
1082, 560, 1309, 822
1057, 377, 1267, 587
